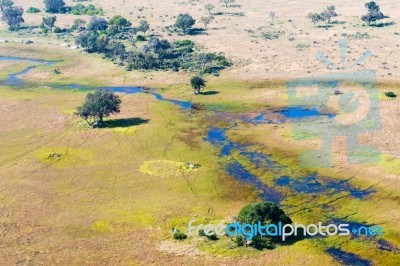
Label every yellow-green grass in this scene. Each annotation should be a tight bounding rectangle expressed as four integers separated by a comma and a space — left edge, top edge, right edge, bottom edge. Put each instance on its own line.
1, 47, 399, 264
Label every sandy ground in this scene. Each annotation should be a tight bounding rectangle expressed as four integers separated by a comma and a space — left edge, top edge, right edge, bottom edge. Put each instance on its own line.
7, 0, 400, 82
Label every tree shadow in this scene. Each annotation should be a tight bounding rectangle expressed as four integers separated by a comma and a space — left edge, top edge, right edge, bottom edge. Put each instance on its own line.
372, 21, 395, 27
189, 28, 207, 35
201, 91, 220, 95
317, 25, 333, 29
104, 118, 149, 128
330, 21, 345, 25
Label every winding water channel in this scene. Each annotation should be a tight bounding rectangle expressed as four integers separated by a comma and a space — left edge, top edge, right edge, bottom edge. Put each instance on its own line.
1, 55, 396, 265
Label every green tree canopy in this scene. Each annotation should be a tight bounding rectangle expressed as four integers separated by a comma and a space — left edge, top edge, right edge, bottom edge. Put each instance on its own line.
44, 0, 65, 13
1, 6, 24, 31
42, 15, 57, 32
0, 0, 13, 12
190, 76, 206, 94
109, 15, 131, 30
137, 19, 149, 35
174, 13, 195, 35
238, 201, 292, 226
76, 90, 121, 128
361, 1, 384, 26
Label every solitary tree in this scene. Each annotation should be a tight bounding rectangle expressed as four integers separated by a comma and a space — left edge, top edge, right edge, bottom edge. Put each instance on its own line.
237, 201, 292, 249
89, 16, 108, 31
361, 1, 384, 26
269, 11, 276, 23
76, 90, 121, 128
44, 0, 65, 13
307, 12, 322, 27
1, 6, 24, 31
204, 3, 215, 15
72, 18, 86, 31
42, 16, 56, 32
222, 0, 235, 8
321, 6, 337, 24
200, 16, 213, 30
109, 15, 131, 30
190, 76, 206, 94
0, 0, 13, 12
175, 13, 195, 35
137, 19, 149, 35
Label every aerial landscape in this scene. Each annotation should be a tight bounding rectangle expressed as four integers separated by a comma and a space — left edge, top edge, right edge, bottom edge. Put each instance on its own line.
0, 0, 399, 265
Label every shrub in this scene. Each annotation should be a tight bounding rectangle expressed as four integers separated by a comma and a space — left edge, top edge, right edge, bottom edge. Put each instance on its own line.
136, 35, 146, 42
53, 26, 62, 33
173, 231, 187, 240
385, 91, 397, 98
27, 7, 40, 13
234, 236, 245, 246
198, 229, 218, 241
71, 4, 103, 16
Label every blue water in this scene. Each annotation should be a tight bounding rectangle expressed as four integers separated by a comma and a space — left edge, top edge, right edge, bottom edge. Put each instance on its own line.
281, 107, 335, 119
274, 174, 374, 199
0, 56, 192, 110
1, 56, 56, 86
326, 248, 371, 266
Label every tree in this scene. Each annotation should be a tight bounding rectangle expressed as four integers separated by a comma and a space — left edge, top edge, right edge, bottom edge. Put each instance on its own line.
75, 90, 121, 128
42, 16, 56, 32
190, 76, 206, 94
269, 11, 276, 23
44, 0, 65, 13
204, 3, 215, 15
106, 41, 126, 61
89, 16, 108, 31
1, 6, 24, 31
72, 18, 86, 31
200, 16, 213, 30
137, 19, 149, 36
109, 15, 131, 30
321, 6, 337, 24
237, 201, 292, 249
0, 0, 13, 12
76, 31, 98, 51
307, 12, 322, 27
222, 0, 235, 8
361, 1, 384, 26
174, 13, 195, 35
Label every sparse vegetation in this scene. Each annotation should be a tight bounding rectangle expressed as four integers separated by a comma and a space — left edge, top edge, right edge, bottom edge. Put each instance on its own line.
221, 0, 235, 8
204, 3, 215, 15
201, 16, 213, 30
42, 16, 57, 33
307, 12, 322, 27
262, 30, 285, 40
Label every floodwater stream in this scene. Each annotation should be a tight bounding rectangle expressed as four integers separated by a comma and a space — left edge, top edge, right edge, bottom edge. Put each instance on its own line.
1, 55, 395, 265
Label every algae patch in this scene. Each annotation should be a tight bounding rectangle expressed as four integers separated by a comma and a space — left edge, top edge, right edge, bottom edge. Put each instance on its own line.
35, 146, 94, 168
